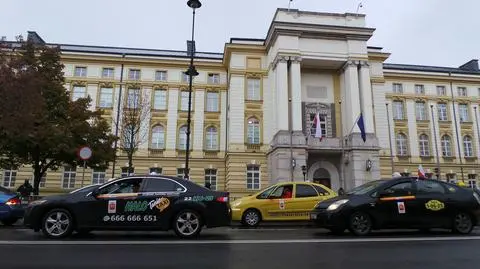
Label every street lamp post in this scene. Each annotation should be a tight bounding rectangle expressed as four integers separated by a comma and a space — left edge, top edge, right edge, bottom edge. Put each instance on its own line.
184, 0, 201, 180
301, 165, 307, 182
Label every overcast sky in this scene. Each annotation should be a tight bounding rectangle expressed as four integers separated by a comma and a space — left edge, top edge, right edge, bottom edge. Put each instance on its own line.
1, 0, 478, 67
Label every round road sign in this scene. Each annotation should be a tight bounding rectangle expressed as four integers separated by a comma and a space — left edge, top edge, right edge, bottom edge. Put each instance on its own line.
79, 146, 92, 160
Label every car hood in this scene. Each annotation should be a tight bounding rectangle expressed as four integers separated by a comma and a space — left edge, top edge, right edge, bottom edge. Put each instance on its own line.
315, 194, 362, 209
230, 194, 256, 207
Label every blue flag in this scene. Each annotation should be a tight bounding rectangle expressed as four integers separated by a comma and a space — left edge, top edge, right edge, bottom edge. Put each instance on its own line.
357, 113, 366, 142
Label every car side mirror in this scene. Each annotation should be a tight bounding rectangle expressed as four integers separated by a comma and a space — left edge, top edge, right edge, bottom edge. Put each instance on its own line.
91, 187, 100, 198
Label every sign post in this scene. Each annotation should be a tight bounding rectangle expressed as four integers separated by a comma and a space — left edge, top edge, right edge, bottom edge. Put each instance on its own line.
78, 146, 92, 187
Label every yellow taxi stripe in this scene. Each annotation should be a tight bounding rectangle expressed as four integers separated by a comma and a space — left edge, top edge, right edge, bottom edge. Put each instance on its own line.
380, 195, 416, 201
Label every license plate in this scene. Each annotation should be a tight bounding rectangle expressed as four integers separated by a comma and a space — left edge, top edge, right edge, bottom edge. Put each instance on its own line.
310, 213, 317, 220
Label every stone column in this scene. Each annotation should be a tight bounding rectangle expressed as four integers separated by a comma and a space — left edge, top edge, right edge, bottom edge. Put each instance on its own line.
275, 56, 289, 131
342, 61, 361, 135
358, 61, 375, 133
290, 56, 303, 131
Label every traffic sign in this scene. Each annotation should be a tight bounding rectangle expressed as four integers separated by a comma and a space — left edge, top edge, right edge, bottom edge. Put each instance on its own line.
78, 146, 92, 160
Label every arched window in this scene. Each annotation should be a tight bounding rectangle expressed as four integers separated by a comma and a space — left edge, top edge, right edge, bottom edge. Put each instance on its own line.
463, 135, 474, 157
178, 125, 189, 150
396, 133, 408, 156
419, 134, 430, 157
205, 126, 218, 150
151, 125, 165, 149
441, 135, 452, 157
247, 117, 260, 145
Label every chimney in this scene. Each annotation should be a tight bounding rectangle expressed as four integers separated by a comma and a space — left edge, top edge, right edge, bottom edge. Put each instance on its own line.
459, 59, 479, 72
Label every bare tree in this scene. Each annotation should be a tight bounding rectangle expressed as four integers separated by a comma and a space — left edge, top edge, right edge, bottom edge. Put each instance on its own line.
115, 88, 151, 175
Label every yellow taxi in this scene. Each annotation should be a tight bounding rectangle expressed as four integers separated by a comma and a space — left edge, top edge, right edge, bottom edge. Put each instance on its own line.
230, 181, 336, 227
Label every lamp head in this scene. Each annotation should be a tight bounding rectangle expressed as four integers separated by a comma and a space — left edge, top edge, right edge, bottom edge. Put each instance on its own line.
187, 0, 202, 9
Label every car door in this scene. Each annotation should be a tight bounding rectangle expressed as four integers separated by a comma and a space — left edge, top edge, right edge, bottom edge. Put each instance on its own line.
138, 177, 187, 229
77, 177, 147, 229
288, 184, 325, 220
413, 179, 452, 227
375, 180, 418, 228
260, 184, 295, 220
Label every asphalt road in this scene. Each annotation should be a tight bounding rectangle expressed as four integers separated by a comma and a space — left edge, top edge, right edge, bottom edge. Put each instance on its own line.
0, 226, 479, 269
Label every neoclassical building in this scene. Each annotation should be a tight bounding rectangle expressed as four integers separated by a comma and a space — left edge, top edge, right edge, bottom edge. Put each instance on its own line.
2, 8, 480, 196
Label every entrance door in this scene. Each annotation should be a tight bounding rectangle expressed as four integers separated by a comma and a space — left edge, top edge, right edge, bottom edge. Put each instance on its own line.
314, 178, 331, 189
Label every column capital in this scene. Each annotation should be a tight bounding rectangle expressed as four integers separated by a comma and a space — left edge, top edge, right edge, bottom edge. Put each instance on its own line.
271, 55, 302, 70
359, 60, 370, 67
341, 60, 358, 72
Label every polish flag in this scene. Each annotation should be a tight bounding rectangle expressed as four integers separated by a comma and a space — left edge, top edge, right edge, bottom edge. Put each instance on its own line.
314, 112, 323, 141
418, 165, 426, 179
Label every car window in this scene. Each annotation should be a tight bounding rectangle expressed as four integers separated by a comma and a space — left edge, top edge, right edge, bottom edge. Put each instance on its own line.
257, 185, 276, 199
268, 185, 293, 199
145, 178, 185, 192
99, 178, 144, 195
296, 184, 318, 198
382, 182, 414, 196
348, 180, 387, 195
416, 180, 446, 195
312, 185, 330, 196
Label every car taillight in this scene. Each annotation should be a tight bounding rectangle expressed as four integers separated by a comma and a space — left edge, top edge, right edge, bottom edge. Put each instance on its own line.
6, 197, 21, 206
216, 197, 229, 203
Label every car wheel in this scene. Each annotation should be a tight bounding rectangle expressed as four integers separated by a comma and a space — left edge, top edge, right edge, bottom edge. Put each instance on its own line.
242, 209, 261, 228
329, 227, 345, 235
41, 209, 74, 239
173, 209, 202, 239
1, 218, 19, 226
348, 211, 372, 236
452, 212, 473, 235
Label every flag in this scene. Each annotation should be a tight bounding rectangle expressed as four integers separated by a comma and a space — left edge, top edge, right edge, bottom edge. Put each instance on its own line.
357, 113, 366, 142
418, 165, 426, 179
314, 112, 323, 141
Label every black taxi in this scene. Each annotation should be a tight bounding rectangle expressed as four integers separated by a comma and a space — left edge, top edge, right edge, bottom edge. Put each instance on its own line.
310, 177, 480, 235
23, 175, 231, 239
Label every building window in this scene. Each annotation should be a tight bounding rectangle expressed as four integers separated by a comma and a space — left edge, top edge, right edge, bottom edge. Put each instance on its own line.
437, 86, 446, 96
126, 88, 140, 109
247, 78, 261, 100
437, 103, 448, 121
468, 174, 477, 189
208, 73, 220, 84
102, 68, 114, 78
62, 167, 76, 189
153, 89, 167, 110
180, 91, 193, 111
418, 134, 430, 157
72, 86, 86, 101
247, 117, 261, 144
176, 168, 186, 178
309, 113, 327, 137
457, 87, 467, 97
99, 88, 113, 108
206, 92, 219, 112
182, 72, 191, 82
2, 170, 17, 188
92, 169, 106, 185
459, 104, 469, 122
392, 83, 403, 93
441, 135, 452, 157
178, 125, 190, 150
415, 102, 426, 121
149, 167, 162, 175
128, 69, 141, 80
74, 66, 87, 77
155, 71, 167, 81
205, 169, 217, 190
151, 125, 165, 149
246, 164, 260, 190
205, 126, 218, 151
396, 133, 408, 156
121, 167, 134, 177
415, 84, 425, 95
463, 135, 474, 157
392, 101, 404, 120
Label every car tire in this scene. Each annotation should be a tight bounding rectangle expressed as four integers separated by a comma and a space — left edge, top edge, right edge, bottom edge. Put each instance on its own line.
41, 209, 74, 239
348, 211, 372, 236
452, 212, 474, 235
242, 209, 261, 228
173, 209, 203, 239
1, 218, 19, 226
329, 227, 345, 235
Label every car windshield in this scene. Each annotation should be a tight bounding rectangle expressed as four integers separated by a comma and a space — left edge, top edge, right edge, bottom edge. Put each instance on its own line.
70, 184, 100, 194
346, 180, 387, 195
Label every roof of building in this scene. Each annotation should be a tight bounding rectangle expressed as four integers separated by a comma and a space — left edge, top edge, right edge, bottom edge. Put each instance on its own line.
384, 61, 480, 75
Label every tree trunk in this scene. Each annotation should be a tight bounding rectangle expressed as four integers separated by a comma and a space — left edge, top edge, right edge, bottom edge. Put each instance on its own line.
128, 152, 134, 175
32, 162, 42, 195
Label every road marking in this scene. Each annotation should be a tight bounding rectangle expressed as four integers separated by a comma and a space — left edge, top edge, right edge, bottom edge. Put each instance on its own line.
0, 236, 479, 245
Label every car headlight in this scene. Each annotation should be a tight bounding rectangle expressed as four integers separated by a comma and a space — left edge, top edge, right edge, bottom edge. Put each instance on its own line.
327, 199, 349, 211
29, 199, 47, 206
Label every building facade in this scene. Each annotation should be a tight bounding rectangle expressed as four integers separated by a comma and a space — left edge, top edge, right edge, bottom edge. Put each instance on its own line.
2, 8, 480, 196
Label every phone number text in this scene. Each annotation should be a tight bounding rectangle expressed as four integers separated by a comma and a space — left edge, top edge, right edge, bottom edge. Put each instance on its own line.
103, 215, 158, 222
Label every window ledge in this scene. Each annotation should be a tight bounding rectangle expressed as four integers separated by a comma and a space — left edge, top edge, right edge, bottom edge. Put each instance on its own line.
204, 110, 221, 114
204, 149, 220, 152
397, 155, 411, 159
420, 155, 434, 159
442, 156, 456, 160
245, 99, 263, 103
245, 143, 262, 150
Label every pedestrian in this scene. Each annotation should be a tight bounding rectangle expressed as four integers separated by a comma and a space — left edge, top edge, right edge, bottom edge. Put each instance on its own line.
338, 187, 345, 196
17, 179, 33, 198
